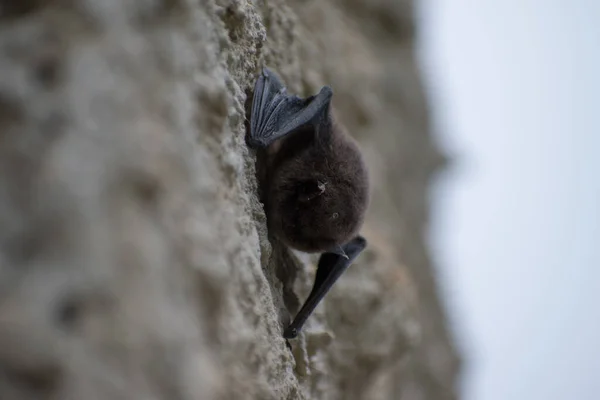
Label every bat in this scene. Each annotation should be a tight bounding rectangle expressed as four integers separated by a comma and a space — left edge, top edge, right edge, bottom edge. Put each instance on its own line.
247, 68, 370, 339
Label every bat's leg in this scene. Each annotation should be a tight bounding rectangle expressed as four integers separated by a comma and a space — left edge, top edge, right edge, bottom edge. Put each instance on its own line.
248, 67, 333, 149
283, 236, 367, 339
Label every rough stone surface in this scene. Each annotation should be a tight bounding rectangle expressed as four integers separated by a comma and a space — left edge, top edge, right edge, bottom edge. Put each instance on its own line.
0, 0, 459, 399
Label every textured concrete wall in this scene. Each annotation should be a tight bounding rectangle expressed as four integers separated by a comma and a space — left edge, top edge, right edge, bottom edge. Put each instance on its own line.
0, 0, 459, 399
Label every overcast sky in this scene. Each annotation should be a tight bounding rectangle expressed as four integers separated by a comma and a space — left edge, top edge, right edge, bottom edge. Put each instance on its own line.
417, 1, 600, 399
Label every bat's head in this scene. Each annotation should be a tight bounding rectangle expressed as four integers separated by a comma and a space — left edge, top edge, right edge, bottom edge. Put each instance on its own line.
267, 124, 370, 253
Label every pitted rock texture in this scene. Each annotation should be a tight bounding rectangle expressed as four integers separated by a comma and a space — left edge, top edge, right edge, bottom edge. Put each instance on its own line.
0, 0, 459, 399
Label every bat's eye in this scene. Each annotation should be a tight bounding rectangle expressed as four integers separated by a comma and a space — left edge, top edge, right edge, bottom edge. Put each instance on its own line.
332, 212, 339, 219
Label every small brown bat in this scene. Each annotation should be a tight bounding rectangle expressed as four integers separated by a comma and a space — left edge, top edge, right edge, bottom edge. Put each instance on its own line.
247, 68, 369, 339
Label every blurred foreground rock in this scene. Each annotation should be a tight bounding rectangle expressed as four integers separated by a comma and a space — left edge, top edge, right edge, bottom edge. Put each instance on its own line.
0, 0, 459, 398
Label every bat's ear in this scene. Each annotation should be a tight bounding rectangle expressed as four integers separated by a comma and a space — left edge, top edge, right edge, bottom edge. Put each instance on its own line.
339, 235, 367, 261
326, 244, 349, 259
283, 235, 367, 339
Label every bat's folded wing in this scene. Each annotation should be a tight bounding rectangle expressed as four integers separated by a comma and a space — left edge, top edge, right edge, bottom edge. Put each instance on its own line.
248, 67, 333, 148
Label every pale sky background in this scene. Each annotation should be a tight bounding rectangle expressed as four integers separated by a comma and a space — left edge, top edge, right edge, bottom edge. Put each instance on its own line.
416, 1, 600, 400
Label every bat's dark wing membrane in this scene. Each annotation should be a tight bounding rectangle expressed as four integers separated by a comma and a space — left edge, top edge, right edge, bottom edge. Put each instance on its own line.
248, 67, 333, 148
283, 235, 367, 339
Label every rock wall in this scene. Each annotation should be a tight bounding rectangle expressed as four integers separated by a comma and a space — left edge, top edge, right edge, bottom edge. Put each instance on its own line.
0, 0, 459, 399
